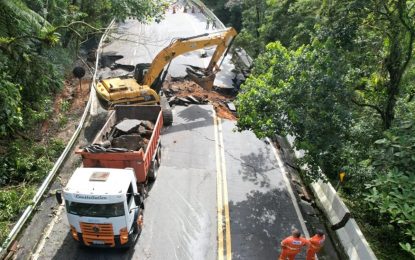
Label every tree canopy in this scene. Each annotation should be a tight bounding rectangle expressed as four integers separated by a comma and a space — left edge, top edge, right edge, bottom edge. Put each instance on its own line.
0, 0, 166, 138
0, 0, 165, 245
203, 0, 415, 257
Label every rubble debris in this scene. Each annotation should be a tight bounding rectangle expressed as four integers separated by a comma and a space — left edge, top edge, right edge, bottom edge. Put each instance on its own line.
100, 54, 123, 68
115, 119, 142, 133
112, 134, 143, 151
178, 97, 191, 105
187, 95, 200, 104
101, 140, 111, 148
162, 78, 237, 120
226, 102, 236, 112
110, 63, 135, 71
84, 119, 155, 153
232, 73, 246, 90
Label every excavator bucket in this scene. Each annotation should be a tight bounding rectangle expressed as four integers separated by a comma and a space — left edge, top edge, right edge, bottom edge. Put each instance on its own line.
186, 66, 216, 91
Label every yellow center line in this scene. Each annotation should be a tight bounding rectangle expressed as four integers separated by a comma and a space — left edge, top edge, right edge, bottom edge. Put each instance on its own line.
218, 118, 232, 260
214, 115, 224, 260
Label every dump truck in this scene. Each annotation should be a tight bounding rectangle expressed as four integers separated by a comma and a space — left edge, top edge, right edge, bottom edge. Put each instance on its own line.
56, 105, 163, 248
76, 105, 163, 183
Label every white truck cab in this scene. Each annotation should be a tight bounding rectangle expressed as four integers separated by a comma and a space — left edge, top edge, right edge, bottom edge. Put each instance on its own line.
58, 167, 144, 248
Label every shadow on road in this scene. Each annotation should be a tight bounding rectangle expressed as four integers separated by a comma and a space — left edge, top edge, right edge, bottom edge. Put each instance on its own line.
52, 232, 136, 260
237, 148, 277, 189
164, 105, 213, 134
229, 189, 307, 260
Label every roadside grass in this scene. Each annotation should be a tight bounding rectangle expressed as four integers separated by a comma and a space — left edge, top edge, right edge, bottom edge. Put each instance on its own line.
0, 185, 36, 244
0, 139, 65, 246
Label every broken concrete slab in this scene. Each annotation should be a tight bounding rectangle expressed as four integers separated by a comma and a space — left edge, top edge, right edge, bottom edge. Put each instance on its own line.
115, 119, 142, 133
170, 85, 179, 92
177, 97, 190, 104
111, 134, 143, 150
226, 102, 236, 112
187, 95, 200, 104
140, 120, 154, 130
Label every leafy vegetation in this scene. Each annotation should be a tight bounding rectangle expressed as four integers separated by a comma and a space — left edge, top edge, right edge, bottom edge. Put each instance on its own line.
0, 0, 165, 245
205, 0, 415, 258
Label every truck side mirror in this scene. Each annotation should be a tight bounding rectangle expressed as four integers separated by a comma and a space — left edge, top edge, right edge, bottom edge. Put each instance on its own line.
55, 190, 63, 205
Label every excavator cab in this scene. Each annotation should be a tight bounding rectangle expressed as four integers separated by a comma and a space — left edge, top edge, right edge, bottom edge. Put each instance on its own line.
134, 63, 151, 85
134, 63, 165, 94
95, 77, 160, 106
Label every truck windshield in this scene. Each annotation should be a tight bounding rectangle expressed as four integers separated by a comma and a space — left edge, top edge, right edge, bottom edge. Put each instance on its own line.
66, 201, 125, 218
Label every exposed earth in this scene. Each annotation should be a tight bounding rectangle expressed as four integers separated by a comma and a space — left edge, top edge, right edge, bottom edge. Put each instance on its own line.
163, 78, 237, 120
41, 78, 91, 141
37, 73, 238, 157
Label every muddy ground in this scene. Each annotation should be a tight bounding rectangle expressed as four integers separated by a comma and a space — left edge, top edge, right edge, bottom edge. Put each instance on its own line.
163, 78, 237, 120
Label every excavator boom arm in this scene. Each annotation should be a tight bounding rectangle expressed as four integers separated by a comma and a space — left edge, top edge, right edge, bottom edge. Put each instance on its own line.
143, 27, 237, 86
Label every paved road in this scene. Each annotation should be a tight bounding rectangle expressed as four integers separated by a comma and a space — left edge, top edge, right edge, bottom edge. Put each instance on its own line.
26, 105, 308, 260
13, 3, 314, 260
97, 5, 235, 88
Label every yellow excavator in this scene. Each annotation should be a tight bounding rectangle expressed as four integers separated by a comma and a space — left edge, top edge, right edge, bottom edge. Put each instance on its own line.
95, 27, 237, 125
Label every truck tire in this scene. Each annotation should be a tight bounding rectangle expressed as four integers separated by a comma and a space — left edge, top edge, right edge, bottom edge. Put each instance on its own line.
160, 95, 173, 126
131, 211, 143, 246
147, 161, 158, 181
162, 109, 173, 126
156, 145, 162, 167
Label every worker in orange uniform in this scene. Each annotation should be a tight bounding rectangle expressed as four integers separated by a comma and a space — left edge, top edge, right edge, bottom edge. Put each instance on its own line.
306, 229, 325, 260
279, 229, 309, 260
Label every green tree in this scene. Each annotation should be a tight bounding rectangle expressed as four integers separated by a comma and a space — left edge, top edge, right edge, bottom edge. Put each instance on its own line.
237, 40, 352, 180
0, 0, 166, 137
236, 0, 415, 257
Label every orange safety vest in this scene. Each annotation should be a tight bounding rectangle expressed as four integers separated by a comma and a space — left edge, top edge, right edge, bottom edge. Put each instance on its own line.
281, 236, 309, 252
308, 234, 325, 251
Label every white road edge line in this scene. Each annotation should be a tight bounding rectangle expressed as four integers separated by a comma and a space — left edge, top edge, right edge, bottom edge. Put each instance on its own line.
218, 118, 232, 260
267, 137, 310, 238
31, 205, 65, 260
214, 114, 224, 260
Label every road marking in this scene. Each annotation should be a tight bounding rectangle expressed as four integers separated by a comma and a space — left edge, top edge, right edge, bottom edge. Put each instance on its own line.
214, 115, 232, 260
214, 115, 224, 260
133, 48, 137, 56
31, 205, 65, 260
218, 118, 232, 260
267, 137, 310, 238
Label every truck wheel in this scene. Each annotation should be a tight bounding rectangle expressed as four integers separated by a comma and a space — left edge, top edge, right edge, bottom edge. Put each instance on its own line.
162, 108, 173, 126
160, 95, 173, 126
139, 184, 148, 198
147, 161, 158, 181
156, 145, 162, 167
131, 212, 143, 245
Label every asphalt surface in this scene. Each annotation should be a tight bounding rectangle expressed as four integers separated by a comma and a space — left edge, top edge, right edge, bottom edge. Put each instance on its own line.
11, 3, 334, 260
21, 105, 308, 260
97, 5, 235, 88
221, 121, 307, 260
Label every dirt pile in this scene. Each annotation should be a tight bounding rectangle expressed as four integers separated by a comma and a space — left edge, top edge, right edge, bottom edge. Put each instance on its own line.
163, 78, 237, 120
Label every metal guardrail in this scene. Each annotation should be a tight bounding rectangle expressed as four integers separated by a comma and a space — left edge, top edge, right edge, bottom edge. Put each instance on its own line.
189, 0, 225, 29
0, 3, 224, 256
0, 19, 115, 259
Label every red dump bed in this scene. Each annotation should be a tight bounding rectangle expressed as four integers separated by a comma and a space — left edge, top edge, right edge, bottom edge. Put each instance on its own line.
76, 105, 163, 183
